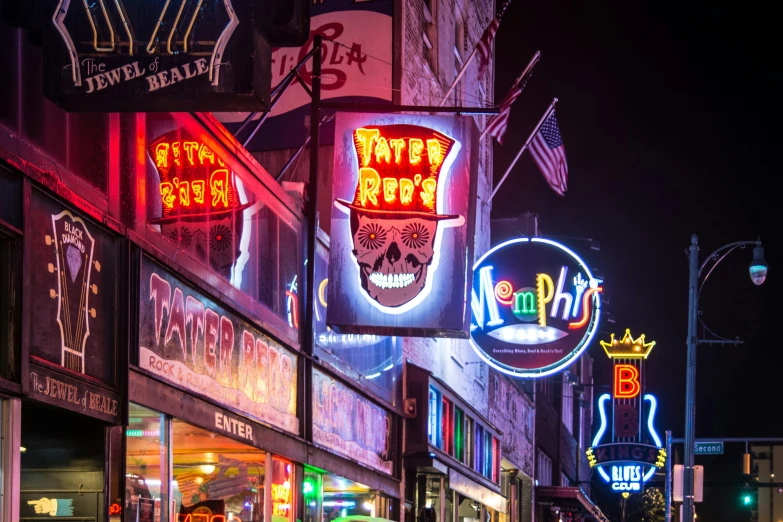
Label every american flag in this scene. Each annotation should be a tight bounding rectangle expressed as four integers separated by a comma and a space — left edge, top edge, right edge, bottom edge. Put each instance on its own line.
484, 59, 537, 143
477, 18, 499, 75
529, 111, 568, 195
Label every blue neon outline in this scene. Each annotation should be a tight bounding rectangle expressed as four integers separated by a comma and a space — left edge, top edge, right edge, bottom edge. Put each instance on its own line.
468, 237, 602, 378
598, 467, 610, 482
645, 394, 662, 447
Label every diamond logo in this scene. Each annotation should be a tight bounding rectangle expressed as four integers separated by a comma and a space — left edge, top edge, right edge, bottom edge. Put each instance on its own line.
66, 245, 82, 283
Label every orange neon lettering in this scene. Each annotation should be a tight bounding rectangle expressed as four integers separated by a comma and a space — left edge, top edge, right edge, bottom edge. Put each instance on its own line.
160, 182, 176, 209
568, 287, 603, 329
198, 144, 215, 165
172, 142, 181, 165
359, 167, 381, 206
218, 157, 225, 167
382, 177, 398, 203
355, 128, 380, 167
399, 178, 414, 205
420, 178, 436, 208
154, 143, 169, 168
427, 138, 443, 166
178, 180, 190, 206
409, 138, 424, 165
183, 141, 199, 165
375, 137, 391, 164
414, 173, 422, 186
210, 169, 229, 208
390, 138, 406, 163
614, 364, 641, 399
191, 180, 205, 204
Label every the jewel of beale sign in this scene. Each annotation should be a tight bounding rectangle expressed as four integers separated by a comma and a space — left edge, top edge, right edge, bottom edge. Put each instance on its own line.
43, 0, 273, 111
469, 238, 603, 378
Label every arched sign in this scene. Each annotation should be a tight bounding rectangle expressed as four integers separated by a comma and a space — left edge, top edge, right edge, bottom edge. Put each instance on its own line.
469, 238, 603, 377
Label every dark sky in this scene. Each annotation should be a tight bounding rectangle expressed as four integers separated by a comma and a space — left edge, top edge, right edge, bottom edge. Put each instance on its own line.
492, 1, 779, 520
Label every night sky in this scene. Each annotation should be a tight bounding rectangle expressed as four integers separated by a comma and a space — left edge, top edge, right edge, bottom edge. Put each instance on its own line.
492, 1, 779, 520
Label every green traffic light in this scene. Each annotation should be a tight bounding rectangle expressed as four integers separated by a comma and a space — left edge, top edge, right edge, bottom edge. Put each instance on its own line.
743, 494, 752, 505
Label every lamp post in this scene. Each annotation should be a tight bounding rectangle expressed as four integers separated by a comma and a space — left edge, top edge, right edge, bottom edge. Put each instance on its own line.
682, 234, 768, 522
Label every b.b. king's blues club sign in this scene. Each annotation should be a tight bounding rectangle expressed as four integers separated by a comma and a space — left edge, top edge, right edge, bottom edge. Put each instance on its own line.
587, 329, 666, 493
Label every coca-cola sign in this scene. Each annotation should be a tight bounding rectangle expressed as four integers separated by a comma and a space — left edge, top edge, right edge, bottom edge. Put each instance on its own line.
138, 256, 298, 434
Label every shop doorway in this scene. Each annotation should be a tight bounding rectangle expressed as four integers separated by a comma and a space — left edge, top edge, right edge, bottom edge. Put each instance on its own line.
20, 401, 108, 520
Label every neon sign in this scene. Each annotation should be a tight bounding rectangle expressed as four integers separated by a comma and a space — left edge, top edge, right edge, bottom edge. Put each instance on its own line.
147, 130, 253, 282
588, 329, 665, 494
334, 124, 463, 311
328, 114, 478, 337
614, 364, 641, 399
468, 238, 603, 378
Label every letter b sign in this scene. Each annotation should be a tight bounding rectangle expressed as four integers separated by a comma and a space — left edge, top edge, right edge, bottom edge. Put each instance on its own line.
615, 404, 639, 437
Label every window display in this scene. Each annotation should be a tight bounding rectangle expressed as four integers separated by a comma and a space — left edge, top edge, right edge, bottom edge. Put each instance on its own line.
125, 403, 298, 522
143, 117, 302, 331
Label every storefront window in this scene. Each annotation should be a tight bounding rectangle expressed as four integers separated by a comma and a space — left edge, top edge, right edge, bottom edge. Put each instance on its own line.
454, 408, 464, 462
428, 387, 441, 448
272, 457, 295, 522
142, 116, 302, 332
303, 467, 324, 522
442, 398, 453, 456
172, 417, 265, 521
125, 403, 170, 522
457, 494, 480, 522
323, 473, 382, 522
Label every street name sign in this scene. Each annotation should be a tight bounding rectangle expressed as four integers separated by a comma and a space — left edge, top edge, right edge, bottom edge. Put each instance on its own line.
694, 441, 724, 455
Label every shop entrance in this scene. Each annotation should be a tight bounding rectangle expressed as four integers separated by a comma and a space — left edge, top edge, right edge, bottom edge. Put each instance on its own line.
20, 401, 108, 520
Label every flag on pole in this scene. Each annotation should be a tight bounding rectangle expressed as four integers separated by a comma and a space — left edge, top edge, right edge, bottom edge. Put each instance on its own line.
529, 111, 568, 195
477, 18, 500, 75
484, 55, 539, 143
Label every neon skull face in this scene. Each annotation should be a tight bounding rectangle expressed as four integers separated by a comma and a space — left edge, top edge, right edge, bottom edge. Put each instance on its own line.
350, 211, 440, 307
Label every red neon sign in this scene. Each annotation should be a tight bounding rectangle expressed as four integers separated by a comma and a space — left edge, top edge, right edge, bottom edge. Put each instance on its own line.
614, 364, 641, 399
345, 126, 455, 215
148, 132, 249, 224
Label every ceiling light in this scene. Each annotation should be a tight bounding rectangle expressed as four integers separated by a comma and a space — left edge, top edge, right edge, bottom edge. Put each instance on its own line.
200, 464, 216, 474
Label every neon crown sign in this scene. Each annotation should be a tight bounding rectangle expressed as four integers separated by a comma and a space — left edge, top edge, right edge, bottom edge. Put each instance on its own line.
469, 237, 603, 378
588, 329, 666, 493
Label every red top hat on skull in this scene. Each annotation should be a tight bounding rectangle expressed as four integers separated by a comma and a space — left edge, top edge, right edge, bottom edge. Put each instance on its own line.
336, 124, 460, 221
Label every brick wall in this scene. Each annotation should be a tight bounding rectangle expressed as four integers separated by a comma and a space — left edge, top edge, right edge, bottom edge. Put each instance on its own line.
400, 0, 497, 412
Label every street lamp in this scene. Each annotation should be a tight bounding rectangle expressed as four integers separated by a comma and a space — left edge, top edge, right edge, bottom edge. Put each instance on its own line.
682, 235, 768, 522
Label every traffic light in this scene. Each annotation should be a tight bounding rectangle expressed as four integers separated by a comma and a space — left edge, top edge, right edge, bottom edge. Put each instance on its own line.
740, 487, 756, 509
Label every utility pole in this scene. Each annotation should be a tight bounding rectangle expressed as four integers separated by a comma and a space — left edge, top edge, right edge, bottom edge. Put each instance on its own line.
666, 430, 672, 522
682, 235, 699, 522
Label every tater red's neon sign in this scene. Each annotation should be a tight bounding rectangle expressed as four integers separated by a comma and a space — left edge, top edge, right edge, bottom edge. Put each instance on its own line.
152, 140, 234, 213
351, 127, 450, 213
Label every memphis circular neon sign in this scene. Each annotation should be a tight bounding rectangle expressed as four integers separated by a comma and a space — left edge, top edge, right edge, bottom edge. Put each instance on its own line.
469, 238, 603, 377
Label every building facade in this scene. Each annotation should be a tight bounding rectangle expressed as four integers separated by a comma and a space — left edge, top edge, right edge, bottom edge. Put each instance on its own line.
751, 445, 783, 522
0, 3, 605, 522
0, 11, 401, 522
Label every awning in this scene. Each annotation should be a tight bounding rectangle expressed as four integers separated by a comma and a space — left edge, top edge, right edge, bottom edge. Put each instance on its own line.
536, 487, 610, 522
